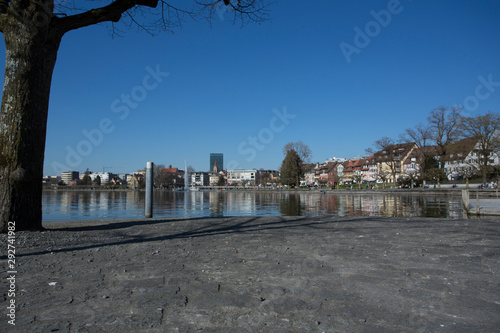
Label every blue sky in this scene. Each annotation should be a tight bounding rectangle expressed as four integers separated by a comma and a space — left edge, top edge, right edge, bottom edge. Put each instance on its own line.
2, 0, 500, 176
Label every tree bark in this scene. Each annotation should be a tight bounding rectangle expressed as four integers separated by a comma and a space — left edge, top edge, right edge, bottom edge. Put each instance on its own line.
0, 10, 63, 231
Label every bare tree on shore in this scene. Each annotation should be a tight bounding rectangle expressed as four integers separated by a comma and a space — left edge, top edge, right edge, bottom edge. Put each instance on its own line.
283, 141, 312, 164
460, 111, 500, 182
427, 105, 463, 169
400, 122, 436, 182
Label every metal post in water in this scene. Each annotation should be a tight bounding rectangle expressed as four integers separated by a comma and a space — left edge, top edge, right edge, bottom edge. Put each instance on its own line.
461, 189, 469, 212
145, 161, 154, 218
476, 190, 480, 216
185, 160, 189, 191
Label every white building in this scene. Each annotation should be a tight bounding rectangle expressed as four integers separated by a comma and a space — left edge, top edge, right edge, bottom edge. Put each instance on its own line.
325, 157, 347, 163
43, 175, 61, 185
191, 172, 210, 186
368, 161, 378, 182
445, 137, 500, 180
226, 169, 257, 185
209, 171, 226, 186
61, 171, 79, 185
89, 172, 111, 184
303, 164, 319, 186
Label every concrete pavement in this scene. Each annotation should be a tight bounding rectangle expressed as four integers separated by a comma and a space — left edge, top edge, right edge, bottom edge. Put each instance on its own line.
1, 216, 499, 332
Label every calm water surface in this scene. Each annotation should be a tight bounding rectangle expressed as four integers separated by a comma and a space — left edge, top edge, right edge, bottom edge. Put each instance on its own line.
42, 190, 465, 221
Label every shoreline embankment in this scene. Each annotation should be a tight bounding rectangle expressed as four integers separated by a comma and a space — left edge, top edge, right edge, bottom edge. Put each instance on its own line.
43, 185, 500, 197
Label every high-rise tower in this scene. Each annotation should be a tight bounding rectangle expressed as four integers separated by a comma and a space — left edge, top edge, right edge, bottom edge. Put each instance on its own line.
210, 153, 223, 172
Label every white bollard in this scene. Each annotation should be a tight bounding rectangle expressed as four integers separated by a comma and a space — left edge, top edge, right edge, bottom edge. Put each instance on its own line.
145, 162, 154, 218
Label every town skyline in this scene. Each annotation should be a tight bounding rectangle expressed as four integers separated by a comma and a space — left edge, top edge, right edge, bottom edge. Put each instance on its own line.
49, 127, 500, 188
44, 107, 500, 178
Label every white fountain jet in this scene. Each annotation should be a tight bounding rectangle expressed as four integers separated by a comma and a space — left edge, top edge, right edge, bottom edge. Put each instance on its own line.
184, 161, 189, 191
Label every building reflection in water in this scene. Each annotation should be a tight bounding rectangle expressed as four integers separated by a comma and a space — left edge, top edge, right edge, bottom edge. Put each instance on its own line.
43, 190, 464, 221
277, 193, 463, 219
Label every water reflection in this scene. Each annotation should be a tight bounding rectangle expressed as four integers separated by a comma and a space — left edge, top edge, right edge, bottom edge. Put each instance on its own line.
280, 193, 302, 216
296, 193, 464, 218
42, 190, 465, 222
43, 190, 144, 221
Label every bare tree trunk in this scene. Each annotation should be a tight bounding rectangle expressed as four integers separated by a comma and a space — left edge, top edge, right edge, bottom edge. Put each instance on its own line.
0, 19, 62, 232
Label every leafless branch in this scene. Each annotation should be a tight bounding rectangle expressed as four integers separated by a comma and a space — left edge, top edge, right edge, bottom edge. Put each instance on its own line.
195, 0, 272, 26
53, 0, 271, 37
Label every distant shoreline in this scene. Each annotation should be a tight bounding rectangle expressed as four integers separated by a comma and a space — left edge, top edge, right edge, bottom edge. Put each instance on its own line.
42, 186, 500, 198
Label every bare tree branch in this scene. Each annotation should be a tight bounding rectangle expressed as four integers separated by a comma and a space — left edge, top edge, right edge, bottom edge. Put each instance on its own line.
400, 123, 432, 149
428, 105, 462, 150
53, 0, 271, 36
195, 0, 272, 26
427, 105, 462, 169
283, 141, 312, 164
460, 111, 500, 180
56, 0, 159, 33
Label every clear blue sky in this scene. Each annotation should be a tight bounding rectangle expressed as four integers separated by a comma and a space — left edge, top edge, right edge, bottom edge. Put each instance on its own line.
1, 0, 500, 176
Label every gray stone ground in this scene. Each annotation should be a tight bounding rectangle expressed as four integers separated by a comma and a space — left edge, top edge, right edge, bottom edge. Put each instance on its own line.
1, 216, 500, 332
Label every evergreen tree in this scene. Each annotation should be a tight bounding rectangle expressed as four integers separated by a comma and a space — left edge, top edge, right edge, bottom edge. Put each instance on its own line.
280, 149, 304, 187
422, 155, 440, 181
81, 169, 92, 185
217, 174, 226, 186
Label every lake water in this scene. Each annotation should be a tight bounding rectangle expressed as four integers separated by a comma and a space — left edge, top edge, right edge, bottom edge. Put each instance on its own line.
42, 190, 466, 221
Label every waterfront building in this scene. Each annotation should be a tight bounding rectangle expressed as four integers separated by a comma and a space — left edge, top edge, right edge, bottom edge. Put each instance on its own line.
191, 172, 210, 186
89, 172, 111, 184
373, 142, 417, 184
226, 169, 257, 186
256, 169, 279, 186
443, 137, 500, 180
61, 171, 79, 185
117, 174, 130, 185
43, 175, 60, 185
325, 157, 347, 163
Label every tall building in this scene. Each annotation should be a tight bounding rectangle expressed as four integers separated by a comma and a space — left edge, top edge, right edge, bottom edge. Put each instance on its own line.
61, 171, 79, 185
210, 153, 223, 172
